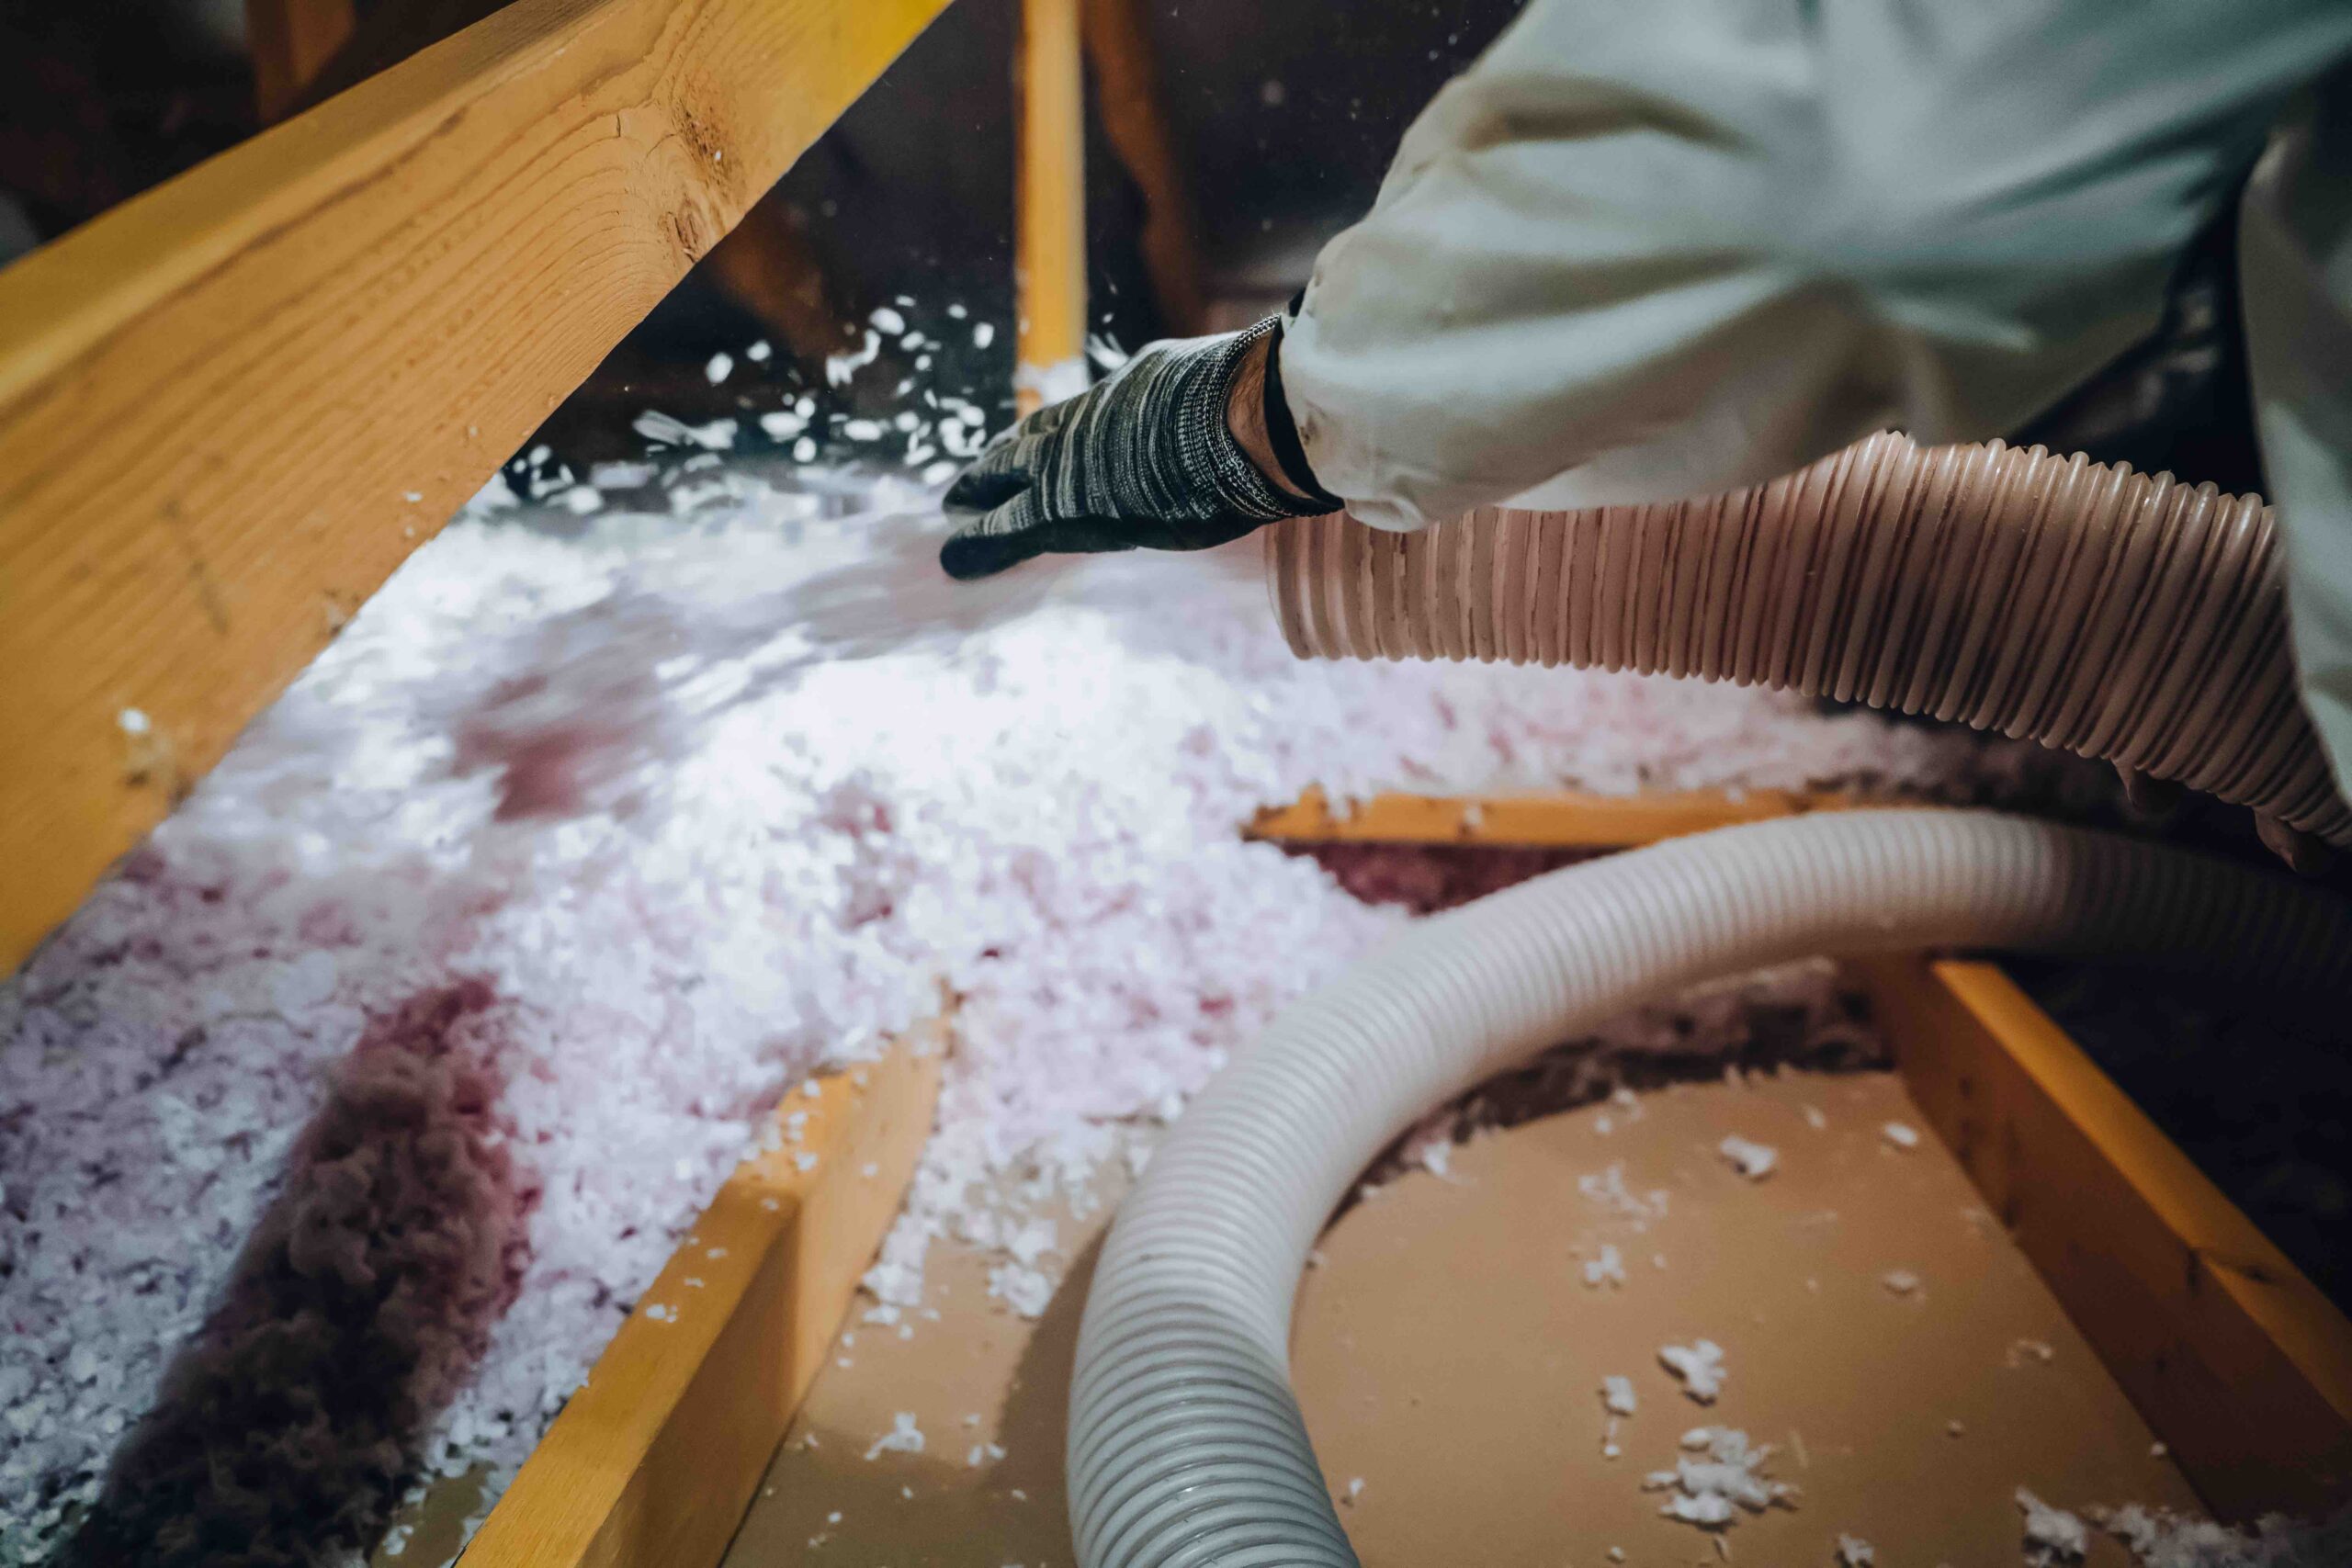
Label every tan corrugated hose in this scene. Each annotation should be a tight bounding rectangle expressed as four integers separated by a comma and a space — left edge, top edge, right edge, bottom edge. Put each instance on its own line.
1264, 434, 2352, 846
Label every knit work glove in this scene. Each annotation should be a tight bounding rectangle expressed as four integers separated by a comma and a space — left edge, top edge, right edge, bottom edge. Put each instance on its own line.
940, 317, 1338, 581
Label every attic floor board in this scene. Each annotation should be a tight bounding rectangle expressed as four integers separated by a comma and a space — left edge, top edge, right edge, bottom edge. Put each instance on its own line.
723, 1065, 2194, 1568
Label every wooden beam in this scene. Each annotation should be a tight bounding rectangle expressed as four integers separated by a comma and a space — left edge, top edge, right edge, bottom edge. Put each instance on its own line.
247, 0, 358, 121
292, 0, 849, 372
461, 1022, 946, 1568
1014, 0, 1085, 416
1080, 0, 1204, 334
1244, 785, 1851, 849
0, 0, 953, 975
1856, 955, 2352, 1520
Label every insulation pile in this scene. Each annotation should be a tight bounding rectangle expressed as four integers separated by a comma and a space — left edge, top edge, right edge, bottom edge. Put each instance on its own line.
0, 434, 2109, 1563
1643, 1425, 1795, 1529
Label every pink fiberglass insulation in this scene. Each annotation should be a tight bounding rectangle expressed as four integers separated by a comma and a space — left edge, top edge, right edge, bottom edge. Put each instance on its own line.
0, 466, 2105, 1562
58, 981, 531, 1567
1291, 842, 1600, 915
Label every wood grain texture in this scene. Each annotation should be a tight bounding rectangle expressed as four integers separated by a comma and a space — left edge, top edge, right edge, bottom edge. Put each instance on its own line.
461, 1022, 946, 1568
1858, 955, 2352, 1520
1243, 784, 1860, 849
0, 0, 952, 975
1014, 0, 1084, 415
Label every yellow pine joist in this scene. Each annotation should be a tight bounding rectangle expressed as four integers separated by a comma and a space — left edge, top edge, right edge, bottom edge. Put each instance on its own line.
0, 0, 953, 974
462, 1022, 946, 1568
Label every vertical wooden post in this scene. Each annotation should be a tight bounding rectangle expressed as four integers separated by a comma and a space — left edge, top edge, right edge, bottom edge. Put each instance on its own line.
246, 0, 358, 121
1015, 0, 1086, 416
0, 0, 954, 976
1081, 0, 1204, 334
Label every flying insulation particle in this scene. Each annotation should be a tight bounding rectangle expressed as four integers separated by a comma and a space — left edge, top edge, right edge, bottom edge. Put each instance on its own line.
1718, 1134, 1778, 1180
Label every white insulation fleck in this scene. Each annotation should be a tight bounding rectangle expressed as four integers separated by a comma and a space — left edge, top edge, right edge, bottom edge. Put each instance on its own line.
2018, 1487, 2091, 1565
1642, 1426, 1792, 1530
1717, 1134, 1779, 1180
0, 464, 2088, 1560
1659, 1339, 1729, 1404
2098, 1502, 2352, 1566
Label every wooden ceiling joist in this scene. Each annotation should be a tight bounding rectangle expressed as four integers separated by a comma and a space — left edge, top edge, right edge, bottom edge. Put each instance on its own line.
0, 0, 953, 973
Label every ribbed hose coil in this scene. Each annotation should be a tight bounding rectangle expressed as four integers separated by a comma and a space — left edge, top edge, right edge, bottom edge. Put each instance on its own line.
1263, 434, 2352, 845
1067, 811, 2352, 1567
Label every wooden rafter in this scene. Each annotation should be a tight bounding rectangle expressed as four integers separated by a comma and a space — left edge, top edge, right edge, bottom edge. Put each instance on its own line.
0, 0, 953, 974
1245, 784, 1860, 849
461, 1022, 947, 1568
1859, 956, 2352, 1519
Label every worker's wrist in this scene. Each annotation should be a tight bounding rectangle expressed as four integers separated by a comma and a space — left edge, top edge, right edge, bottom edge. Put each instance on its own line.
1224, 334, 1296, 501
1225, 322, 1339, 513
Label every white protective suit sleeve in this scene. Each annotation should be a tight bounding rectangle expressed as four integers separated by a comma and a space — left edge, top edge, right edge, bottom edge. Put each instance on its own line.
2244, 68, 2352, 798
1280, 0, 2352, 534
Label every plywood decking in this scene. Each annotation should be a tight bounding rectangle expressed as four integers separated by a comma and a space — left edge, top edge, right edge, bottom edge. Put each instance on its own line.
1252, 790, 2352, 1519
724, 1072, 2203, 1568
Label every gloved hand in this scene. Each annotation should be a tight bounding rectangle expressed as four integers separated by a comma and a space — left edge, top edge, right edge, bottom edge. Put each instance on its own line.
940, 317, 1338, 581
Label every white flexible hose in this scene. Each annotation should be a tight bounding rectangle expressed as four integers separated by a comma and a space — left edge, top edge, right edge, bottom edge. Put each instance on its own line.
1067, 810, 2352, 1567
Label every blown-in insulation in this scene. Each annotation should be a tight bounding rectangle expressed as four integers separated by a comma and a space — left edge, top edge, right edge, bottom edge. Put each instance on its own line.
0, 457, 2111, 1562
